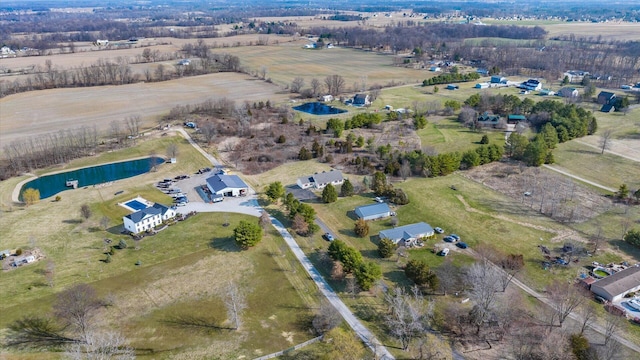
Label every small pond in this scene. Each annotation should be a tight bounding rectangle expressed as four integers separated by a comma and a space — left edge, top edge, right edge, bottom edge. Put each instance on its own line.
293, 102, 347, 115
20, 157, 165, 200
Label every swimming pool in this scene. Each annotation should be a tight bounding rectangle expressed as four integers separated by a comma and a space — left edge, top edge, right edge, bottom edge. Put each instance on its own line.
125, 200, 148, 211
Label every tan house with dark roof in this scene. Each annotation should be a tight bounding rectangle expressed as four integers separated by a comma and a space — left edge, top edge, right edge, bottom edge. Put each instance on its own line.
590, 266, 640, 302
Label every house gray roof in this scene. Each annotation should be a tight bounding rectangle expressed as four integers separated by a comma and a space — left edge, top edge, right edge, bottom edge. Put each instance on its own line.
600, 104, 614, 112
353, 94, 369, 104
355, 203, 391, 219
312, 170, 343, 185
591, 266, 640, 299
125, 203, 170, 223
206, 174, 248, 192
379, 222, 434, 242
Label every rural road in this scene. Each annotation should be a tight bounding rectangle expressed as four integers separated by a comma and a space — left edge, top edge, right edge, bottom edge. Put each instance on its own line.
177, 127, 396, 359
542, 165, 617, 192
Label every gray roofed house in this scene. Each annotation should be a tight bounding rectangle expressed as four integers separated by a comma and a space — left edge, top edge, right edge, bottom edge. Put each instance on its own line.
355, 203, 392, 221
379, 222, 434, 246
297, 170, 344, 190
206, 174, 249, 197
353, 93, 371, 106
123, 203, 175, 234
597, 91, 616, 105
590, 266, 640, 302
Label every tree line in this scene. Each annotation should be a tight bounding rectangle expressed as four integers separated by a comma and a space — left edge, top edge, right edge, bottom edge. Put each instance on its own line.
421, 71, 480, 86
0, 48, 242, 98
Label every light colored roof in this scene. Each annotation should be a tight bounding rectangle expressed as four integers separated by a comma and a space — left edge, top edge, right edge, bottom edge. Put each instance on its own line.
355, 203, 391, 218
379, 222, 434, 241
206, 174, 248, 192
591, 266, 640, 298
312, 170, 343, 185
297, 175, 314, 184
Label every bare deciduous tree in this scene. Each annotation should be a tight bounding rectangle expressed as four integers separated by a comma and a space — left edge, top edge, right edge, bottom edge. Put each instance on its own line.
310, 78, 322, 97
545, 280, 585, 328
125, 115, 141, 138
466, 261, 501, 334
53, 284, 102, 342
346, 277, 360, 298
199, 121, 217, 145
223, 282, 246, 330
399, 160, 411, 181
166, 143, 178, 159
44, 260, 55, 287
99, 216, 110, 231
599, 129, 614, 154
80, 204, 92, 221
312, 301, 342, 335
259, 211, 271, 231
383, 286, 427, 351
576, 301, 597, 335
290, 77, 305, 93
66, 330, 135, 360
324, 75, 345, 96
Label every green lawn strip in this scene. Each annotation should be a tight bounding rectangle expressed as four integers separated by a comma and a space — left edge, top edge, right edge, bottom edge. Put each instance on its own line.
417, 117, 506, 153
552, 140, 640, 190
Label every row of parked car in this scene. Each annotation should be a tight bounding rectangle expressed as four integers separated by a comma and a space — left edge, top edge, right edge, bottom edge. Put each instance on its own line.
435, 227, 469, 256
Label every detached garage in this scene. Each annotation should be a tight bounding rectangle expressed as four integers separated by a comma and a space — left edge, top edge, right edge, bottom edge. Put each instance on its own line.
355, 203, 392, 221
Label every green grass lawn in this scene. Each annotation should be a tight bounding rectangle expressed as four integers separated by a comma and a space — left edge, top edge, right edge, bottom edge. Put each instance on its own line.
551, 140, 640, 190
0, 132, 322, 358
0, 213, 320, 358
417, 117, 506, 153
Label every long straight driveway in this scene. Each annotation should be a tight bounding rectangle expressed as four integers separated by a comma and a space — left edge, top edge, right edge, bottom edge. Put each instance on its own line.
270, 217, 395, 360
177, 127, 395, 359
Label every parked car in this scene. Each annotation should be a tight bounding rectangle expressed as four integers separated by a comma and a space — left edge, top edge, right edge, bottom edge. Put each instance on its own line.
439, 248, 450, 256
324, 233, 335, 242
434, 227, 444, 234
449, 234, 460, 242
456, 242, 468, 249
443, 236, 455, 243
374, 196, 385, 203
176, 202, 187, 207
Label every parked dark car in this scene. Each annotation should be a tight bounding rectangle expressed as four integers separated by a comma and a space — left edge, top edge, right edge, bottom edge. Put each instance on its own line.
456, 242, 468, 249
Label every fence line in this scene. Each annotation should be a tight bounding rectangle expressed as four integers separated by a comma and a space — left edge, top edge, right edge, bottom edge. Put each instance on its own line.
253, 335, 324, 360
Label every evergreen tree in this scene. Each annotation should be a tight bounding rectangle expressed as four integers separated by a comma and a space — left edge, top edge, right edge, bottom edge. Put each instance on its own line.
322, 184, 338, 203
234, 220, 263, 249
378, 238, 396, 258
354, 218, 369, 237
480, 134, 489, 144
340, 179, 354, 197
265, 181, 285, 202
354, 262, 382, 291
298, 146, 312, 160
523, 135, 548, 166
541, 123, 559, 149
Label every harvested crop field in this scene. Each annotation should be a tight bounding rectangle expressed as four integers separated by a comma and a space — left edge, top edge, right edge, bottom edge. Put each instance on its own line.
0, 73, 287, 144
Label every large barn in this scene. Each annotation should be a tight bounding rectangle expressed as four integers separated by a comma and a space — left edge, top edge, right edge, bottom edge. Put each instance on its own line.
378, 222, 434, 246
206, 174, 249, 197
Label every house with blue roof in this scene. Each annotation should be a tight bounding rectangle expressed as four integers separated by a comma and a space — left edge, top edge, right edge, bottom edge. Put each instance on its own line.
206, 174, 249, 197
355, 203, 393, 221
123, 203, 175, 234
378, 222, 434, 246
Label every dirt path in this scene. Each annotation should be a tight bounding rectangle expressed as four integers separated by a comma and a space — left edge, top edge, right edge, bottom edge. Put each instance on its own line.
542, 165, 617, 192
